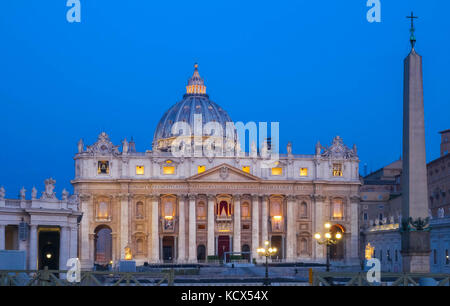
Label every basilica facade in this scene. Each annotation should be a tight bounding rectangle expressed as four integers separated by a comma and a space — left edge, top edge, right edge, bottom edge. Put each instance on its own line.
72, 65, 361, 269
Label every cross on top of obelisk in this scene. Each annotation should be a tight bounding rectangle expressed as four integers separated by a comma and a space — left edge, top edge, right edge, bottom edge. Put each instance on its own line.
406, 11, 419, 48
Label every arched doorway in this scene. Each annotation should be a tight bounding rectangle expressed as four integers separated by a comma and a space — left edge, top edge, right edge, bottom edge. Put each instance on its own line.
270, 236, 283, 261
38, 228, 60, 270
197, 244, 206, 261
94, 225, 112, 266
242, 244, 250, 261
218, 235, 230, 260
162, 236, 175, 262
330, 224, 345, 260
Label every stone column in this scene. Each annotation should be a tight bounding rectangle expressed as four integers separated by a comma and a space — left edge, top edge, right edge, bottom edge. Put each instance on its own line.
69, 226, 78, 260
59, 226, 70, 272
207, 195, 215, 256
89, 233, 95, 266
79, 195, 91, 269
261, 195, 269, 245
188, 194, 197, 262
29, 225, 38, 270
251, 194, 259, 260
151, 195, 160, 263
313, 194, 326, 261
349, 195, 360, 263
120, 194, 130, 259
178, 194, 186, 263
0, 224, 5, 250
286, 195, 296, 262
233, 195, 241, 253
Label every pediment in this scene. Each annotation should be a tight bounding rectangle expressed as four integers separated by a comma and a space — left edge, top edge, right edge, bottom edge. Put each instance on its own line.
187, 163, 260, 182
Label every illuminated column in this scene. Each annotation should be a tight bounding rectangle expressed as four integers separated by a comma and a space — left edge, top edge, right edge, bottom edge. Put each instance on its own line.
313, 194, 326, 261
251, 194, 259, 260
178, 194, 186, 263
286, 195, 296, 261
233, 195, 241, 253
188, 194, 197, 262
0, 224, 5, 250
262, 195, 269, 246
151, 195, 160, 263
79, 194, 92, 269
207, 195, 215, 256
120, 194, 130, 259
29, 225, 38, 270
349, 195, 360, 261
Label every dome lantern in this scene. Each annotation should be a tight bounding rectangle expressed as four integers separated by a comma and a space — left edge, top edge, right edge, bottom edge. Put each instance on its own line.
186, 63, 206, 95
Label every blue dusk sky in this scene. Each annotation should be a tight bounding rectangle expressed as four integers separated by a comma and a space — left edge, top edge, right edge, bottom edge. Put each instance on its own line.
0, 1, 449, 196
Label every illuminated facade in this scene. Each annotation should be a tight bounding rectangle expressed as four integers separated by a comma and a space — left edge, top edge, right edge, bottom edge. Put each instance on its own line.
72, 65, 361, 268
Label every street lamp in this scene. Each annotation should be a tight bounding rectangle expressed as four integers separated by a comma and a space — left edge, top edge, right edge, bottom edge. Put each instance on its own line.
314, 222, 342, 272
257, 240, 277, 286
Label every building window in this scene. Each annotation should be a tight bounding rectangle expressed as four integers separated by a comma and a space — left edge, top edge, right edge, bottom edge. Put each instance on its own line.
163, 166, 175, 175
241, 202, 250, 219
332, 163, 343, 177
363, 212, 368, 221
271, 167, 283, 176
300, 202, 307, 218
98, 202, 109, 219
242, 166, 250, 173
197, 202, 206, 220
98, 161, 109, 174
198, 165, 206, 174
380, 250, 383, 262
136, 202, 144, 219
332, 198, 344, 219
300, 168, 308, 176
446, 250, 449, 265
136, 166, 144, 175
434, 249, 437, 264
395, 250, 398, 262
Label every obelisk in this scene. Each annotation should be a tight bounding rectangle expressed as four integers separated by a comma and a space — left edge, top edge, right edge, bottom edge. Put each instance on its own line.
400, 12, 430, 273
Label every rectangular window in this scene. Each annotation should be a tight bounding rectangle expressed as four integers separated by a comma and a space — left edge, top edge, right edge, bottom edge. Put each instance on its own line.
271, 167, 283, 176
136, 166, 144, 175
198, 165, 206, 173
242, 166, 250, 173
300, 168, 308, 176
162, 166, 175, 175
332, 163, 343, 177
446, 250, 449, 265
98, 161, 109, 174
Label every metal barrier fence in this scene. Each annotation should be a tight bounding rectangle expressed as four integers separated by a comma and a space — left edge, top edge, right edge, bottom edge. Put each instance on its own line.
0, 267, 175, 286
312, 271, 450, 286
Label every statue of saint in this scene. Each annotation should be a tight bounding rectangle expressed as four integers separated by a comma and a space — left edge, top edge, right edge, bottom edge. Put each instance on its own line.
0, 186, 5, 200
31, 187, 37, 200
19, 187, 26, 200
315, 141, 322, 155
62, 189, 69, 201
287, 141, 292, 155
122, 138, 129, 154
77, 139, 84, 153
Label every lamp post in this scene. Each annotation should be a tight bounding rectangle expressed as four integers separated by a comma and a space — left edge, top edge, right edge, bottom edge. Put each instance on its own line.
314, 222, 342, 272
257, 240, 277, 286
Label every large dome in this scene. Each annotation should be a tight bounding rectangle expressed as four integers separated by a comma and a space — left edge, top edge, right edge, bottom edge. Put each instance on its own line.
152, 64, 234, 151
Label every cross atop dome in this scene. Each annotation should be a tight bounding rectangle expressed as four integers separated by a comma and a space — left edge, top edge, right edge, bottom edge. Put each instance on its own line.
406, 11, 419, 49
186, 63, 206, 95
